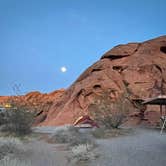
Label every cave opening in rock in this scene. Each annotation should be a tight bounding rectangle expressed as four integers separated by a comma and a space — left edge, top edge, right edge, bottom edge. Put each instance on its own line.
93, 85, 102, 93
160, 46, 166, 54
93, 85, 101, 90
91, 68, 102, 73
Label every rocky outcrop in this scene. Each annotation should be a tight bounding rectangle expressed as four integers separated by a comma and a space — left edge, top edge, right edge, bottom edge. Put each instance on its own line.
41, 35, 166, 126
1, 36, 166, 126
0, 89, 65, 124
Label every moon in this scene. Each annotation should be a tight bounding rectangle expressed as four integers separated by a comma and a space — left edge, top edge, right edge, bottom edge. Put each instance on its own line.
60, 66, 67, 73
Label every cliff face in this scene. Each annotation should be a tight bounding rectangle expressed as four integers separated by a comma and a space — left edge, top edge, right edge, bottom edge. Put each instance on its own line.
41, 35, 166, 126
0, 89, 65, 124
1, 36, 166, 126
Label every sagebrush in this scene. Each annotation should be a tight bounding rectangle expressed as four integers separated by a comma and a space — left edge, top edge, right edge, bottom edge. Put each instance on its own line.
50, 126, 95, 146
1, 105, 34, 135
89, 92, 130, 129
0, 137, 24, 160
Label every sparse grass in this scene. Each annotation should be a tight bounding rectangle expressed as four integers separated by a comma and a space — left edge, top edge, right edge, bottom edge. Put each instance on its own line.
0, 157, 33, 166
0, 137, 25, 160
50, 126, 95, 146
91, 127, 133, 139
91, 127, 105, 138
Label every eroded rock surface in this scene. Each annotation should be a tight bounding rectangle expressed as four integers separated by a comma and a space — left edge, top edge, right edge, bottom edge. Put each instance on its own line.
1, 36, 166, 126
41, 35, 166, 126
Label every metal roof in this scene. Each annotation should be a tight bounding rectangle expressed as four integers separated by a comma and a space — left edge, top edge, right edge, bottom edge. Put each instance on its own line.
142, 95, 166, 105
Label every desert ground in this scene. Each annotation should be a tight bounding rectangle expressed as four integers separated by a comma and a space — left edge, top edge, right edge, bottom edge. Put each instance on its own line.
1, 126, 166, 166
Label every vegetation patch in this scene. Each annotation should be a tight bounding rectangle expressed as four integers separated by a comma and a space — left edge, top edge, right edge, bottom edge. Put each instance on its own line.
49, 126, 95, 146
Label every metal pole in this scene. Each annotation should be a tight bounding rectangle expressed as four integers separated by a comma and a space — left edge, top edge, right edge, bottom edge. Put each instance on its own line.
160, 104, 162, 116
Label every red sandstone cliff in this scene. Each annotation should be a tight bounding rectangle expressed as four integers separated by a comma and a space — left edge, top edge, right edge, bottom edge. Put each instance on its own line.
1, 36, 166, 126
41, 35, 166, 126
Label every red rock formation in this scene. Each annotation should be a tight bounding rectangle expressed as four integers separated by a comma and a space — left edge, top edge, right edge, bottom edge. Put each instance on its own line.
1, 36, 166, 126
41, 35, 166, 126
0, 89, 65, 124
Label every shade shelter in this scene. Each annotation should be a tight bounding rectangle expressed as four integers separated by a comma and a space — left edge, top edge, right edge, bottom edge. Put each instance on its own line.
74, 115, 99, 128
142, 95, 166, 133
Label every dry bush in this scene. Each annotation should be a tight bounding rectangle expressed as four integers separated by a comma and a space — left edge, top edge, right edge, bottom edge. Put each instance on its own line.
89, 92, 130, 129
50, 126, 95, 146
70, 144, 98, 164
2, 105, 34, 136
0, 137, 25, 160
0, 112, 5, 126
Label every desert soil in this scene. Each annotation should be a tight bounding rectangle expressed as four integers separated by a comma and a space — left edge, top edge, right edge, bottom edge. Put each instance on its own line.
31, 127, 166, 166
15, 127, 166, 166
92, 128, 166, 166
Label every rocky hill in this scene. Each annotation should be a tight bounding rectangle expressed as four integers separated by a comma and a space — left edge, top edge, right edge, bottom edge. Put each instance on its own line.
0, 89, 65, 124
41, 35, 166, 126
1, 36, 166, 126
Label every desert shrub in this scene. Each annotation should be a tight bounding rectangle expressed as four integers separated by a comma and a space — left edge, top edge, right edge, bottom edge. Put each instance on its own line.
0, 157, 33, 166
0, 112, 5, 126
2, 106, 34, 136
103, 112, 126, 129
0, 137, 25, 160
50, 126, 94, 146
69, 144, 98, 165
89, 92, 130, 129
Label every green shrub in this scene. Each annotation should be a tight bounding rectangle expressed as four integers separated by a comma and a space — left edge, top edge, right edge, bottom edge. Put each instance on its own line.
0, 112, 5, 126
2, 106, 34, 136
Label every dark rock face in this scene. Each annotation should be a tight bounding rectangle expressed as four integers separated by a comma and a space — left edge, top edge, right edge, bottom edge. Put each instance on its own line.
40, 35, 166, 126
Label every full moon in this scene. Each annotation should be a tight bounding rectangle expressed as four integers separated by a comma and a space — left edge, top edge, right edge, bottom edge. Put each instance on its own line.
60, 66, 67, 73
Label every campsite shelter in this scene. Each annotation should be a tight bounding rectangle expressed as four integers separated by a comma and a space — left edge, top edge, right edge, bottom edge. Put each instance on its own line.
142, 95, 166, 117
143, 95, 166, 133
74, 115, 99, 128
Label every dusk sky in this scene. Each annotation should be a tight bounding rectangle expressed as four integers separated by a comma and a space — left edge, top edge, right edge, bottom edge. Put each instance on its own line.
0, 0, 166, 95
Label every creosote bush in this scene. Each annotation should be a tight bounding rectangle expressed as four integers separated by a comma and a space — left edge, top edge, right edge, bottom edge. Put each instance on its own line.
0, 113, 5, 126
89, 92, 130, 129
2, 105, 34, 136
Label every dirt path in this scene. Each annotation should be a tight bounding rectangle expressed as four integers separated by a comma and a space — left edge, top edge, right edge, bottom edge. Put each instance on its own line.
22, 139, 69, 166
31, 127, 166, 166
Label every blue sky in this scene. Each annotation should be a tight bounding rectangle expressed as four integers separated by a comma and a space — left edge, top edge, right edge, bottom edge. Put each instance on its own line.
0, 0, 166, 95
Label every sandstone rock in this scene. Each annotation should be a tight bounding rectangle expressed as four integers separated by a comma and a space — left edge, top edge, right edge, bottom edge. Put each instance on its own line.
1, 36, 166, 127
41, 35, 166, 126
0, 89, 65, 124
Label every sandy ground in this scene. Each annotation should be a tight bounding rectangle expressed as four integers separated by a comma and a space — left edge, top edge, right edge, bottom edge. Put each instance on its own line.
9, 127, 166, 166
92, 128, 166, 166
22, 139, 69, 166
